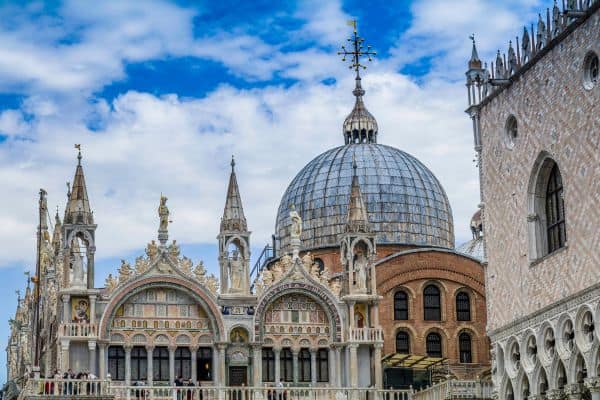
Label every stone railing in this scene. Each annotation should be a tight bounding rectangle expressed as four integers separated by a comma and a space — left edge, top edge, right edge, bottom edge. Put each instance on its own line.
349, 327, 384, 343
22, 380, 413, 400
59, 323, 97, 338
412, 379, 494, 400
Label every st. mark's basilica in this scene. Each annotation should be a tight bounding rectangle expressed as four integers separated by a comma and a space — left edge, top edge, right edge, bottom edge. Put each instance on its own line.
5, 2, 600, 400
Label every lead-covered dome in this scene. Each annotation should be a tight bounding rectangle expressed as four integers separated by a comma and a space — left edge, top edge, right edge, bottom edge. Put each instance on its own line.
275, 143, 454, 251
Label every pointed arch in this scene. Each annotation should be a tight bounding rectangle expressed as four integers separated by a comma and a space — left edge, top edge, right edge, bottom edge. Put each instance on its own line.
527, 152, 567, 260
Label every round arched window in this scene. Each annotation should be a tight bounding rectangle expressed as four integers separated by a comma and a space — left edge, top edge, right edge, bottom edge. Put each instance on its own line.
583, 51, 599, 90
505, 115, 518, 149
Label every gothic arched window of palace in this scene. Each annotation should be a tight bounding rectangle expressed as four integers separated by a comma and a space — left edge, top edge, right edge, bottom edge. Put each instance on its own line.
528, 156, 567, 260
545, 164, 566, 254
394, 290, 409, 320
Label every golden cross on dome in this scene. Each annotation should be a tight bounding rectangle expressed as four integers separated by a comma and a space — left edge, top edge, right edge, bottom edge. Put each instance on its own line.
338, 19, 376, 76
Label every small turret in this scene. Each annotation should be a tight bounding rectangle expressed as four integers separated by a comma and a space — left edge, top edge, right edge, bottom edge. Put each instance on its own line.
218, 156, 252, 297
62, 145, 97, 289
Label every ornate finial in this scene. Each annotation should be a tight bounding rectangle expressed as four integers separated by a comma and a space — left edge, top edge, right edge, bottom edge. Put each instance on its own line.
231, 155, 235, 172
339, 20, 379, 145
74, 144, 82, 165
338, 19, 376, 97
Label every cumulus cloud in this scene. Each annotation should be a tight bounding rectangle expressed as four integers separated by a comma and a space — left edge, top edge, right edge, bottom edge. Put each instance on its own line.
0, 0, 550, 271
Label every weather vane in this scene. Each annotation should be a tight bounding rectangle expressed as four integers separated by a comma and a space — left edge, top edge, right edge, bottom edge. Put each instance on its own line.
338, 19, 376, 76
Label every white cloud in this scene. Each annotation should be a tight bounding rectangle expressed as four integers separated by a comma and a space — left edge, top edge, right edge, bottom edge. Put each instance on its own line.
0, 0, 554, 270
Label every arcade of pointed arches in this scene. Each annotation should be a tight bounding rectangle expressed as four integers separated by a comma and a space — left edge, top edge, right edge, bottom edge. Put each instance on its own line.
493, 301, 600, 400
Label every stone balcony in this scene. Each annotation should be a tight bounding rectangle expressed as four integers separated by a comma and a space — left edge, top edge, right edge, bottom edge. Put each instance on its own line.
59, 323, 97, 338
348, 327, 384, 343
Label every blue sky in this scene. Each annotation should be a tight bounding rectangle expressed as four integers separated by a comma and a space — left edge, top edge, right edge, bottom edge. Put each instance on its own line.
0, 0, 552, 382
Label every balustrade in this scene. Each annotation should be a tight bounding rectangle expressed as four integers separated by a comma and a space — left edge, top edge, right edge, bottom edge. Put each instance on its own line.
59, 323, 97, 338
348, 327, 383, 343
23, 379, 413, 400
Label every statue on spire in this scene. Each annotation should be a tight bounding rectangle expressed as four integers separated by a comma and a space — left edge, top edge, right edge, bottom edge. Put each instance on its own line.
158, 195, 170, 245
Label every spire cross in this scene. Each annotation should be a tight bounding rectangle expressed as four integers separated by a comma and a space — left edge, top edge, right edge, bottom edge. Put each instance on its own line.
338, 20, 376, 80
74, 144, 82, 165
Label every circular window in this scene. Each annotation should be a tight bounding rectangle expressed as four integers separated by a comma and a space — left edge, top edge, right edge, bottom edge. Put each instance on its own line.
583, 51, 599, 90
505, 115, 518, 149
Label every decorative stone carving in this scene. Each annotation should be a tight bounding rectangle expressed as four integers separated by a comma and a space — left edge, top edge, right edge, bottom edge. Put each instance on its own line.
180, 256, 193, 276
329, 279, 341, 297
135, 255, 150, 275
105, 273, 118, 294
118, 260, 133, 284
145, 240, 159, 261
168, 240, 180, 259
193, 261, 207, 282
206, 274, 219, 295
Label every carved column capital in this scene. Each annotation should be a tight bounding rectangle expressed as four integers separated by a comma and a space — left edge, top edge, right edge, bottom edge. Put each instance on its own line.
62, 294, 71, 302
546, 389, 565, 400
145, 345, 155, 352
167, 345, 177, 352
123, 344, 133, 353
564, 383, 585, 399
585, 377, 600, 392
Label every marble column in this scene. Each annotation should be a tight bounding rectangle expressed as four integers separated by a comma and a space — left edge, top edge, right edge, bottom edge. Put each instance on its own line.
98, 343, 106, 379
348, 302, 355, 328
190, 346, 198, 384
217, 343, 227, 386
349, 344, 358, 388
310, 349, 317, 386
371, 303, 379, 326
252, 344, 262, 386
146, 346, 154, 385
60, 339, 70, 372
124, 345, 132, 385
292, 348, 299, 385
373, 343, 383, 389
89, 295, 97, 325
328, 346, 336, 386
88, 341, 97, 375
62, 295, 70, 323
334, 346, 342, 387
87, 248, 95, 289
273, 347, 281, 384
212, 345, 219, 385
168, 346, 176, 385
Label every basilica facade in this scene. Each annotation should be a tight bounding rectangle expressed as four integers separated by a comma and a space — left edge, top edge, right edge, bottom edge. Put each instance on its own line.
6, 29, 490, 395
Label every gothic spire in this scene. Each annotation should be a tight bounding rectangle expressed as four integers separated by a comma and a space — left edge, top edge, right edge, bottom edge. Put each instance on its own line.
468, 35, 482, 69
220, 156, 248, 232
346, 157, 371, 233
52, 207, 62, 253
64, 144, 93, 225
339, 20, 378, 145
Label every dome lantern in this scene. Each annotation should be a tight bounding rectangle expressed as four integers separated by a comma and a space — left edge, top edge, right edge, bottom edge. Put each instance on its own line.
338, 20, 378, 144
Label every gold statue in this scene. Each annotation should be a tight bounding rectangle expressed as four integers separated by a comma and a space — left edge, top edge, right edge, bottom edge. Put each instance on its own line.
158, 195, 169, 231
